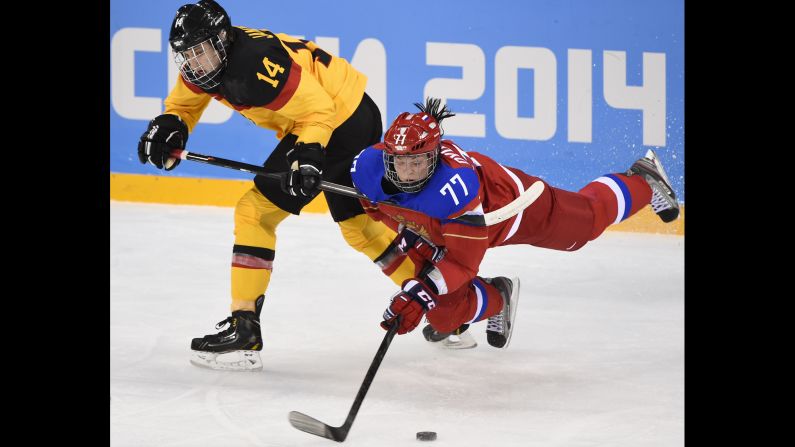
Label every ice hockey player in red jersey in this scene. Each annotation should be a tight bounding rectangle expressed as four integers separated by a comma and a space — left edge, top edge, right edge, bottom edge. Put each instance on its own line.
349, 98, 680, 349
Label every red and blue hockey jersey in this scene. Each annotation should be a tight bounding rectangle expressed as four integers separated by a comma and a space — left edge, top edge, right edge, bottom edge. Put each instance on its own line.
350, 140, 535, 294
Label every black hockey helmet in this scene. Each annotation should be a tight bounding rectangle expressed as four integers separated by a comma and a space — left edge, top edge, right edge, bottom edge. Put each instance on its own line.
169, 0, 233, 90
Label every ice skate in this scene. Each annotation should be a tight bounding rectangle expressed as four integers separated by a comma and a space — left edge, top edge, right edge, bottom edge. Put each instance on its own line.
190, 295, 264, 371
484, 277, 520, 349
627, 149, 680, 223
422, 323, 477, 349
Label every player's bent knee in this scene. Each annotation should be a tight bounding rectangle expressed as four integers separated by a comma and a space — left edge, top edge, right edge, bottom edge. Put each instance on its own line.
338, 214, 394, 255
234, 188, 290, 249
235, 188, 289, 232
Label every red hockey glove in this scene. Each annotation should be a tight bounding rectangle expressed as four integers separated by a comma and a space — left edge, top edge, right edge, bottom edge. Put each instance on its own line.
381, 278, 438, 334
394, 226, 446, 263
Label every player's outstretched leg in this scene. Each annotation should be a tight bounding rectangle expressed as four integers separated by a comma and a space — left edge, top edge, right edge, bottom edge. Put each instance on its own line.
484, 277, 520, 349
190, 295, 265, 371
627, 149, 680, 223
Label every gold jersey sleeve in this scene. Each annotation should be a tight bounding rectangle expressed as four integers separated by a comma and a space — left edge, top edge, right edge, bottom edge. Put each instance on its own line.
163, 77, 212, 133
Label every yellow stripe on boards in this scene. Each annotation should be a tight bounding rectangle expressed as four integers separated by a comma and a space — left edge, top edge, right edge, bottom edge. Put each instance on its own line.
110, 173, 329, 212
608, 206, 684, 236
110, 173, 684, 235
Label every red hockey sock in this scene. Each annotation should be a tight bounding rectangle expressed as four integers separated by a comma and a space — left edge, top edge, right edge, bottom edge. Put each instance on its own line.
426, 278, 504, 333
579, 173, 652, 239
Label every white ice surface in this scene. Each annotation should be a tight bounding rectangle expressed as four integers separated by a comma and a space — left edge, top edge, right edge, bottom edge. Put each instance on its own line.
111, 201, 684, 446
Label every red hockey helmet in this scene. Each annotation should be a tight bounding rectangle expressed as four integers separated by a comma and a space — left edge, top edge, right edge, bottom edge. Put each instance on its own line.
382, 112, 442, 193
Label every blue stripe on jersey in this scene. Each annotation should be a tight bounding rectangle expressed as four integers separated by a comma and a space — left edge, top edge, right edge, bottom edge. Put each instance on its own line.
605, 174, 632, 221
350, 147, 481, 220
471, 278, 489, 323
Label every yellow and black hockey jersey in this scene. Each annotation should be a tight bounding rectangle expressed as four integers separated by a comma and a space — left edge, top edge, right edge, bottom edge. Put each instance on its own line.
164, 26, 368, 148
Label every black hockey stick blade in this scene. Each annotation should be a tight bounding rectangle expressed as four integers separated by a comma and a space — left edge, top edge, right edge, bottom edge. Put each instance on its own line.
288, 411, 348, 442
288, 316, 401, 442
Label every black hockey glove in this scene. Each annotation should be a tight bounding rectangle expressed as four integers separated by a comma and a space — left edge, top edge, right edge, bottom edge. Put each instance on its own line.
137, 114, 188, 171
281, 142, 325, 197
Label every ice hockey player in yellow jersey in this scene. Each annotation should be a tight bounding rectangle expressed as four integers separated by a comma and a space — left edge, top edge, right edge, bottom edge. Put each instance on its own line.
137, 0, 416, 371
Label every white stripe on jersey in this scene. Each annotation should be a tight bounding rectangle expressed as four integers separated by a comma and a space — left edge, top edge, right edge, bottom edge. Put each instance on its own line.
594, 176, 626, 225
495, 163, 525, 243
465, 282, 484, 324
462, 203, 485, 218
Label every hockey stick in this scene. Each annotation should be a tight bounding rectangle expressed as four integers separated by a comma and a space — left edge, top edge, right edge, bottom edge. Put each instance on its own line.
288, 316, 401, 442
170, 149, 544, 226
169, 149, 361, 199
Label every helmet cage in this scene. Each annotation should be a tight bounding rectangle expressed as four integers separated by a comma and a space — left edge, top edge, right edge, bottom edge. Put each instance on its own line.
384, 150, 439, 193
174, 30, 228, 90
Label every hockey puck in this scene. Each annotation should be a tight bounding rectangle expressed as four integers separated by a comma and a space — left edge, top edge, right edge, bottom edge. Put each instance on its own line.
416, 431, 437, 441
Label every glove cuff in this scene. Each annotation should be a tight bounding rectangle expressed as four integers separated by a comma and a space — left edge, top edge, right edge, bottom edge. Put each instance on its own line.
401, 278, 437, 311
150, 114, 189, 147
292, 142, 325, 164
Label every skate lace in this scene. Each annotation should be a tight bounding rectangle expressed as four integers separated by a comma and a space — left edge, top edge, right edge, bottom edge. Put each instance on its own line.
214, 316, 235, 334
487, 313, 504, 333
650, 188, 673, 213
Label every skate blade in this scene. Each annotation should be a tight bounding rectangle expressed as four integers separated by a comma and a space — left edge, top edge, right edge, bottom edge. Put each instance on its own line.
437, 331, 477, 350
502, 277, 521, 349
645, 149, 675, 191
190, 350, 263, 371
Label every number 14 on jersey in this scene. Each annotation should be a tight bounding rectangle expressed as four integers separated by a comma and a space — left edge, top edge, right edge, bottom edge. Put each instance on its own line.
257, 57, 285, 88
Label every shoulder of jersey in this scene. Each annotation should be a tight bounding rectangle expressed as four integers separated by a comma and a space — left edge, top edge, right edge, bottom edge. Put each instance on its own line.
220, 26, 294, 106
418, 149, 481, 220
350, 145, 387, 202
351, 143, 481, 221
439, 140, 478, 169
